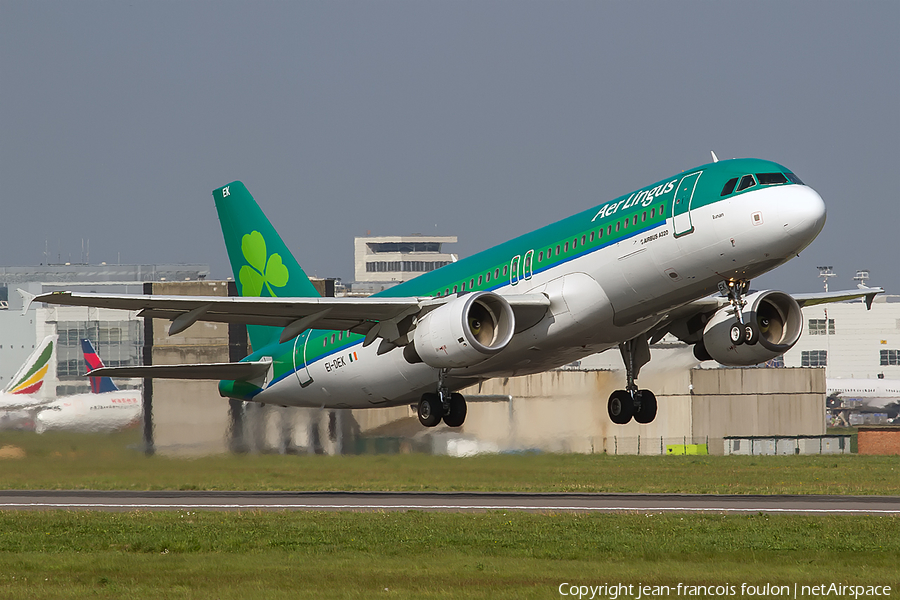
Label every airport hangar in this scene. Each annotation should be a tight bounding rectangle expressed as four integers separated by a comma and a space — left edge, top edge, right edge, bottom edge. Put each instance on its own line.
2, 245, 894, 456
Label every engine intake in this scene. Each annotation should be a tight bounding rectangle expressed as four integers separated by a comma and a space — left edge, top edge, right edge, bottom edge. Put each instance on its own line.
412, 291, 515, 368
700, 290, 802, 366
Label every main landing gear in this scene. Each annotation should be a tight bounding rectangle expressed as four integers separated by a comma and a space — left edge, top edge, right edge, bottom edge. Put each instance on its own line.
418, 369, 467, 428
720, 279, 758, 346
608, 336, 658, 425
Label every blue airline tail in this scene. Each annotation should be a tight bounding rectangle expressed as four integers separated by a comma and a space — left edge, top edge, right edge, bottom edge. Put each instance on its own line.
81, 339, 119, 393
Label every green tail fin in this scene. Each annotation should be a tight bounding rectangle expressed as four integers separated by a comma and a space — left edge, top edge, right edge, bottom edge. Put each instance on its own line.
213, 181, 321, 350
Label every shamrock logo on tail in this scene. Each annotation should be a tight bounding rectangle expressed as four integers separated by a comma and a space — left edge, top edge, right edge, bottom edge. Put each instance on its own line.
239, 231, 290, 296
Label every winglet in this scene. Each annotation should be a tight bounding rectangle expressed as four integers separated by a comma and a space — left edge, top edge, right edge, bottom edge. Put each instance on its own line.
861, 287, 880, 310
17, 288, 36, 316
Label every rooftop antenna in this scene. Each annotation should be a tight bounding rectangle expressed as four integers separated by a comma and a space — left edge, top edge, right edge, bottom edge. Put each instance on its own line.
710, 150, 719, 163
853, 269, 870, 288
817, 266, 836, 293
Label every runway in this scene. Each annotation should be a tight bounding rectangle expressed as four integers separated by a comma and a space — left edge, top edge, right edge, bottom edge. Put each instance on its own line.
1, 490, 898, 514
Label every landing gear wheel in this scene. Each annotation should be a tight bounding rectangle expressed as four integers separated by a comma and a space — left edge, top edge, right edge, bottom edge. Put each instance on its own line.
729, 323, 744, 345
417, 393, 444, 428
608, 390, 634, 425
633, 390, 657, 424
744, 323, 759, 345
443, 393, 467, 428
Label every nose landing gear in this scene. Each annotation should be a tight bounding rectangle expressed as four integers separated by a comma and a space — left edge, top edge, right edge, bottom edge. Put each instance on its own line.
721, 279, 758, 346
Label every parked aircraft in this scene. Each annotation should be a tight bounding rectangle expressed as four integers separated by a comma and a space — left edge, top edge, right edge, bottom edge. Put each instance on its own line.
33, 156, 882, 428
33, 339, 141, 434
0, 335, 57, 412
827, 378, 900, 409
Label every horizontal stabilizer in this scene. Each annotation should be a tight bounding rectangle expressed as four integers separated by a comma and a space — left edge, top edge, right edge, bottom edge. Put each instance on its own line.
85, 361, 271, 381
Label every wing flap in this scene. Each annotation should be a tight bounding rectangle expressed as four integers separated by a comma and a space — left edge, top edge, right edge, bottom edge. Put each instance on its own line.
35, 291, 423, 329
85, 361, 271, 380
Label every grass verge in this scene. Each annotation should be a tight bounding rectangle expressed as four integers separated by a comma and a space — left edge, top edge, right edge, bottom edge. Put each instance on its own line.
0, 511, 897, 599
0, 430, 897, 495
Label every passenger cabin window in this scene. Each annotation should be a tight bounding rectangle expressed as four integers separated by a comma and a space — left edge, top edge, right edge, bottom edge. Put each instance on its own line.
598, 228, 603, 238
589, 232, 595, 242
564, 241, 569, 252
470, 278, 475, 289
453, 285, 458, 293
623, 218, 629, 229
651, 208, 655, 218
494, 268, 500, 279
572, 238, 577, 249
641, 212, 646, 222
538, 251, 543, 262
721, 178, 738, 196
486, 272, 491, 282
785, 172, 803, 185
556, 245, 561, 255
737, 175, 757, 192
633, 215, 638, 226
503, 265, 508, 276
478, 275, 483, 285
757, 173, 788, 185
615, 222, 620, 232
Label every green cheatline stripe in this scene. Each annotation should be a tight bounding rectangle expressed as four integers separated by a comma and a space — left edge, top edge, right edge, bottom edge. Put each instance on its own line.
13, 341, 52, 389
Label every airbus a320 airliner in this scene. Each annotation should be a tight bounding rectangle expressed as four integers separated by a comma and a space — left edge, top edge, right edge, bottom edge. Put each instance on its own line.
33, 156, 882, 428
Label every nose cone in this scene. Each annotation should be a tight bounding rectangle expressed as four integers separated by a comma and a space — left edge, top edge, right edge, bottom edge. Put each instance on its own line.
784, 185, 826, 250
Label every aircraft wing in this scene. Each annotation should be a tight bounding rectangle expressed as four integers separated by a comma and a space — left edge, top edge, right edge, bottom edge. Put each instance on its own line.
648, 287, 884, 344
791, 286, 884, 310
32, 291, 550, 344
85, 361, 272, 380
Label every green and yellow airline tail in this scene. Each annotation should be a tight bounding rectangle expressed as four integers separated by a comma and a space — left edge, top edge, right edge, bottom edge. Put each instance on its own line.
213, 181, 321, 350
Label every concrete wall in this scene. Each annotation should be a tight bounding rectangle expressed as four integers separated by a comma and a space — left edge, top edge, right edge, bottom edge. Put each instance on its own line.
148, 281, 233, 456
346, 367, 825, 456
690, 368, 825, 439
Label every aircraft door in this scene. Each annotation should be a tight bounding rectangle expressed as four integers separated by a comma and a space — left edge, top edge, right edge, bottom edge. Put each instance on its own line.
510, 255, 521, 286
672, 172, 702, 237
293, 330, 314, 388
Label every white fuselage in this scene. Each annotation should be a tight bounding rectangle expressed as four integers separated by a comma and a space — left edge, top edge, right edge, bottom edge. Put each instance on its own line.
255, 184, 826, 410
827, 379, 900, 408
34, 390, 142, 434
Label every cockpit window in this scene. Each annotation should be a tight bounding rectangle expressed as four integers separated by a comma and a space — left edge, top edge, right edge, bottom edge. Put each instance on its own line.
785, 172, 804, 185
756, 173, 789, 185
721, 178, 738, 196
736, 174, 757, 192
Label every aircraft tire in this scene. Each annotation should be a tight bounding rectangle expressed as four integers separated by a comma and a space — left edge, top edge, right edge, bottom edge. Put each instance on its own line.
744, 323, 759, 345
443, 393, 467, 428
633, 390, 658, 424
418, 393, 444, 428
607, 390, 634, 425
729, 323, 744, 345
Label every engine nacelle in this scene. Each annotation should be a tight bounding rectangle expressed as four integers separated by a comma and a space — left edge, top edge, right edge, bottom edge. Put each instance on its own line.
412, 291, 515, 368
701, 290, 802, 366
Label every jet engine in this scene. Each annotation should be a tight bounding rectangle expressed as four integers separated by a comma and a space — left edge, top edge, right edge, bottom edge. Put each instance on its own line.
411, 291, 515, 368
699, 291, 802, 366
